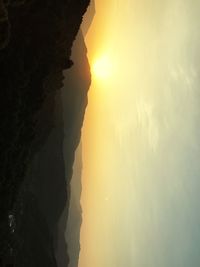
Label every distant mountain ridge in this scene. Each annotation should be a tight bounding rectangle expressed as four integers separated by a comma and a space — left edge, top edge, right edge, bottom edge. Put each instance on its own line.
81, 0, 95, 36
60, 29, 91, 267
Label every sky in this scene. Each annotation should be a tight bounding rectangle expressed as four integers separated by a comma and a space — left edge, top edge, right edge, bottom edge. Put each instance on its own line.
78, 1, 200, 267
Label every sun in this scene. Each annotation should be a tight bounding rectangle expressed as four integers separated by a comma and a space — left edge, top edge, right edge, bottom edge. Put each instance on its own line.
92, 55, 113, 80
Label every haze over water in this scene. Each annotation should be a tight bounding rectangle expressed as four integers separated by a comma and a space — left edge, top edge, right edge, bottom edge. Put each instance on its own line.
79, 1, 200, 266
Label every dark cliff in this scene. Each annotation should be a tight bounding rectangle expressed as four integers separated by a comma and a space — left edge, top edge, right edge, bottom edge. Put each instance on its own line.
0, 0, 90, 266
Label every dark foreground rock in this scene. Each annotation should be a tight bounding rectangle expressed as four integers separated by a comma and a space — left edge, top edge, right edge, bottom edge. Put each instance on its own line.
0, 0, 90, 266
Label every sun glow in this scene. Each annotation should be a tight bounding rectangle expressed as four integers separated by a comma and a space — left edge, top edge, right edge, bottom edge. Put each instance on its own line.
92, 55, 113, 80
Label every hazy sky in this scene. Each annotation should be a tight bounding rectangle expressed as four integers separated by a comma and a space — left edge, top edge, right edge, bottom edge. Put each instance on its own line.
79, 1, 200, 267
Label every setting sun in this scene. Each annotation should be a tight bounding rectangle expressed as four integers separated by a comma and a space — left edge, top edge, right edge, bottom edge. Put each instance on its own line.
92, 55, 113, 79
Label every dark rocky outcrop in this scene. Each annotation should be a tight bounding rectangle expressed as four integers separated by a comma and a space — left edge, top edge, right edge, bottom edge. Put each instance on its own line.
0, 0, 90, 266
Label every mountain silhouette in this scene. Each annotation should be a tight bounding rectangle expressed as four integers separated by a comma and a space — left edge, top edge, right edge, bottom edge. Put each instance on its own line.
57, 29, 91, 267
81, 0, 95, 36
